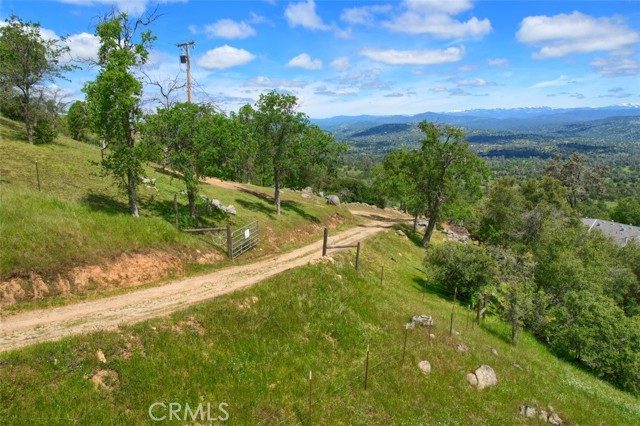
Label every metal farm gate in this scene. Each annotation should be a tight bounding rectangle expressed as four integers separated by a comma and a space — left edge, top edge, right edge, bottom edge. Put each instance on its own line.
229, 221, 259, 259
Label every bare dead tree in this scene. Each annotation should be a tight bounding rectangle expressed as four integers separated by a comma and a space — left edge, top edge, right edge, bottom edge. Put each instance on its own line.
140, 69, 186, 110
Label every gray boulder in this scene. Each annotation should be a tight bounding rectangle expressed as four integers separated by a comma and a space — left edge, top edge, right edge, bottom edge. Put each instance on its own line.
468, 365, 498, 389
326, 195, 341, 207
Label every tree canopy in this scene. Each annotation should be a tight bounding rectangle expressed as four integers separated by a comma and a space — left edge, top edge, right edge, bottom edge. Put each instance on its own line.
0, 15, 73, 144
83, 11, 155, 217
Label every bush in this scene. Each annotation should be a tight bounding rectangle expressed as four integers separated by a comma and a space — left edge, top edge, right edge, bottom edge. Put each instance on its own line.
33, 114, 57, 144
424, 242, 497, 300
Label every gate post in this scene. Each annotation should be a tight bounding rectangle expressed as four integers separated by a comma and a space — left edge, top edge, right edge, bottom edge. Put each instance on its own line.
355, 242, 361, 271
226, 224, 233, 259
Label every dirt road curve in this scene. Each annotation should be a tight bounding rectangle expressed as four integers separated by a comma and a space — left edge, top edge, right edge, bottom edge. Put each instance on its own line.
0, 215, 405, 353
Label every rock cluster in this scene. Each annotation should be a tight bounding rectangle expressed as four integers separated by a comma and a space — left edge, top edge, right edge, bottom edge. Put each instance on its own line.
200, 195, 237, 215
407, 315, 433, 329
443, 228, 470, 243
518, 405, 563, 425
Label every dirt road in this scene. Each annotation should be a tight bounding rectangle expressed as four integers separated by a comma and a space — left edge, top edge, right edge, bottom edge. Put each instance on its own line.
0, 214, 406, 353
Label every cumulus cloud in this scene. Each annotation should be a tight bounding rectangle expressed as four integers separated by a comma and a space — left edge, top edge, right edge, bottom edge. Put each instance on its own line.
360, 46, 465, 65
384, 0, 491, 39
287, 53, 323, 70
203, 19, 256, 39
517, 12, 640, 58
384, 92, 405, 97
244, 76, 308, 88
64, 32, 100, 62
285, 0, 330, 30
487, 58, 510, 67
196, 45, 255, 70
549, 91, 586, 99
330, 57, 351, 71
285, 0, 349, 38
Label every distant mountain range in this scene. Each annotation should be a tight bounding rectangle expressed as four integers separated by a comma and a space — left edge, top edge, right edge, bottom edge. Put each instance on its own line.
312, 104, 640, 134
312, 105, 640, 159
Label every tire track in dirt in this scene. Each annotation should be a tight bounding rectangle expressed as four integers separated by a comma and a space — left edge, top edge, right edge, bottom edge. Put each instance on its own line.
0, 215, 407, 353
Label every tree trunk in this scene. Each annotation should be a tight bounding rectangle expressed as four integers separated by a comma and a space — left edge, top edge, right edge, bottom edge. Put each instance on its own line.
187, 188, 197, 219
421, 200, 441, 245
413, 211, 419, 234
274, 167, 281, 216
24, 100, 34, 145
127, 169, 139, 217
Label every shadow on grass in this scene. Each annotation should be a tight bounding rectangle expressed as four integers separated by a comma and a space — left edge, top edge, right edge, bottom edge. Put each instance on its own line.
235, 198, 274, 219
281, 200, 320, 223
481, 318, 512, 345
83, 192, 129, 215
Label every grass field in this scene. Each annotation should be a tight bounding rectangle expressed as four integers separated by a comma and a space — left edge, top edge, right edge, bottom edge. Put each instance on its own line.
0, 117, 358, 305
0, 229, 637, 425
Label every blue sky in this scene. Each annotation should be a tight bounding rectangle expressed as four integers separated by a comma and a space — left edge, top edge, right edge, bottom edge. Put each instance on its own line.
2, 0, 639, 117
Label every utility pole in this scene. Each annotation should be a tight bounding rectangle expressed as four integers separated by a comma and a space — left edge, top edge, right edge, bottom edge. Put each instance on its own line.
177, 41, 195, 103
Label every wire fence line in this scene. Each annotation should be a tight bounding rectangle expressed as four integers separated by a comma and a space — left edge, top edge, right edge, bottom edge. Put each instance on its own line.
257, 317, 457, 426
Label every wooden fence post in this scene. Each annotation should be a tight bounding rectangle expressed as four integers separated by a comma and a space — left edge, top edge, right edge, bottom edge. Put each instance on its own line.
364, 345, 370, 390
226, 224, 232, 259
173, 194, 179, 228
35, 161, 41, 191
322, 227, 328, 256
355, 242, 361, 271
401, 326, 408, 364
449, 287, 457, 336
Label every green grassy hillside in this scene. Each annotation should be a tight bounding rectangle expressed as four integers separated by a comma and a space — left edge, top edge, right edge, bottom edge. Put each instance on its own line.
0, 230, 637, 425
0, 117, 357, 305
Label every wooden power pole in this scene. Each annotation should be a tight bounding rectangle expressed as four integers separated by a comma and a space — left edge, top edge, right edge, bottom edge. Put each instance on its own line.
177, 41, 195, 103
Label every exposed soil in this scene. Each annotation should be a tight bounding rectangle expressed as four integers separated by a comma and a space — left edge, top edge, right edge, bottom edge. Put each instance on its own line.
0, 250, 223, 306
0, 213, 409, 353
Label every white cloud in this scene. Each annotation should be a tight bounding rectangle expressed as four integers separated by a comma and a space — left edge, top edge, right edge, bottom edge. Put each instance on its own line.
287, 53, 323, 70
244, 76, 308, 88
385, 13, 490, 38
360, 46, 465, 65
487, 58, 510, 67
340, 5, 391, 26
330, 57, 351, 71
196, 45, 255, 70
532, 75, 576, 89
457, 78, 491, 87
203, 19, 256, 39
591, 54, 640, 77
64, 32, 100, 62
403, 0, 473, 15
517, 12, 640, 58
384, 0, 490, 39
314, 85, 357, 97
285, 0, 330, 31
